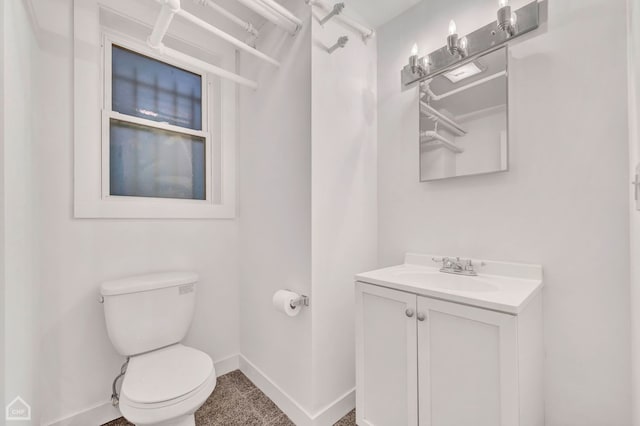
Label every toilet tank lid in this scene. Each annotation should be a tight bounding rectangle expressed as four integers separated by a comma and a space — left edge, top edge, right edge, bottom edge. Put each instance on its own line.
100, 272, 199, 296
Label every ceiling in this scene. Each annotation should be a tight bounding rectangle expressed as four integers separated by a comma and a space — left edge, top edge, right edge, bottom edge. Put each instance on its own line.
343, 0, 423, 28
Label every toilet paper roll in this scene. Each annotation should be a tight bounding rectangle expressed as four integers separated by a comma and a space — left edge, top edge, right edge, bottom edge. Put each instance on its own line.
272, 290, 302, 317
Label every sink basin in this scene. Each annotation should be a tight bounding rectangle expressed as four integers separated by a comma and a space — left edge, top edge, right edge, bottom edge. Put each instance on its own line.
393, 270, 499, 292
355, 254, 543, 314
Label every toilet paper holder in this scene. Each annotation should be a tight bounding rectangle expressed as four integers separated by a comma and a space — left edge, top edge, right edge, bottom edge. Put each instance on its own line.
289, 293, 309, 309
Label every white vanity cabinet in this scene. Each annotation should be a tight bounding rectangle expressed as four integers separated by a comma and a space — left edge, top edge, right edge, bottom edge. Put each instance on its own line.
355, 254, 544, 426
355, 283, 419, 426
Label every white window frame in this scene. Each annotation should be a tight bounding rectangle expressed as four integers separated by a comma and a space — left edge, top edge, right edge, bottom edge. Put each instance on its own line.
102, 34, 212, 205
73, 11, 236, 219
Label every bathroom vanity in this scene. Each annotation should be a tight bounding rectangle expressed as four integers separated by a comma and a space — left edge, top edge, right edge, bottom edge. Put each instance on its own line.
354, 254, 543, 426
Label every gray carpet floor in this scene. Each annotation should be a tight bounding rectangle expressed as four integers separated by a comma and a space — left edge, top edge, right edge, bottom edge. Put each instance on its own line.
103, 370, 356, 426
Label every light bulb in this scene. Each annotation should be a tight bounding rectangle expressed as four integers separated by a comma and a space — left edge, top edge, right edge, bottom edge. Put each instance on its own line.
459, 36, 468, 50
499, 0, 509, 7
448, 20, 457, 35
510, 11, 518, 25
411, 43, 418, 56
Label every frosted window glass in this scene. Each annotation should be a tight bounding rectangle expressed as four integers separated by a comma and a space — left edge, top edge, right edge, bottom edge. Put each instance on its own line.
110, 119, 205, 200
112, 45, 202, 130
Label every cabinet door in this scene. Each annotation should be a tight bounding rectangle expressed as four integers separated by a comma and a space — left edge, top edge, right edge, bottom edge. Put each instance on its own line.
417, 296, 518, 426
356, 282, 418, 426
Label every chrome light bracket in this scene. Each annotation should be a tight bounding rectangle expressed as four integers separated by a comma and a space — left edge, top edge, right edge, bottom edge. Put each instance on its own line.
401, 0, 542, 89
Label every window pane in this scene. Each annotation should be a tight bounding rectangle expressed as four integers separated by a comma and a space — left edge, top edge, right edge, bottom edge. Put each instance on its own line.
110, 119, 205, 200
112, 45, 202, 130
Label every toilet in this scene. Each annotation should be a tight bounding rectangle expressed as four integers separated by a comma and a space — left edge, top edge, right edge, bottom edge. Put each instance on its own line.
101, 272, 216, 426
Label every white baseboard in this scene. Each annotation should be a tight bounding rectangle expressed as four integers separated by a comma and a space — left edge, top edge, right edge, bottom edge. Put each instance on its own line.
239, 355, 313, 426
48, 402, 120, 426
212, 353, 241, 376
312, 387, 355, 426
47, 353, 354, 426
239, 355, 355, 426
47, 354, 242, 426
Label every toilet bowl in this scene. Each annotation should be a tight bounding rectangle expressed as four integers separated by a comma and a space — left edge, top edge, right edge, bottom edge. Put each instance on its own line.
100, 272, 215, 426
118, 344, 216, 426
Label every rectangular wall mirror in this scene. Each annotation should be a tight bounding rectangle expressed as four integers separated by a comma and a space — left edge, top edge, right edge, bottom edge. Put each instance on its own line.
419, 46, 508, 181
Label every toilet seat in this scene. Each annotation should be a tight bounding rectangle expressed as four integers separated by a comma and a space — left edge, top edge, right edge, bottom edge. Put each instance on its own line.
122, 344, 214, 406
118, 344, 216, 425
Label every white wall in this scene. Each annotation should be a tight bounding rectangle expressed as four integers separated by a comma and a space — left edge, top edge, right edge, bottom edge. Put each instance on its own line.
1, 0, 6, 416
238, 2, 378, 420
7, 0, 376, 422
310, 8, 377, 415
23, 1, 241, 424
378, 0, 631, 425
628, 0, 640, 423
238, 0, 315, 413
4, 0, 40, 423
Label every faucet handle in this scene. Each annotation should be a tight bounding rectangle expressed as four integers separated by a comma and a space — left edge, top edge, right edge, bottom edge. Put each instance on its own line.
432, 256, 449, 266
433, 256, 484, 275
464, 259, 474, 271
433, 256, 455, 268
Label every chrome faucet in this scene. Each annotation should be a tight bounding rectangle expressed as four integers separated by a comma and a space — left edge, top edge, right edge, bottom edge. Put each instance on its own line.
433, 257, 479, 276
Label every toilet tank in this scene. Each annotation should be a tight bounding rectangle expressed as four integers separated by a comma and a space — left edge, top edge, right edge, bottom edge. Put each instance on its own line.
100, 272, 198, 356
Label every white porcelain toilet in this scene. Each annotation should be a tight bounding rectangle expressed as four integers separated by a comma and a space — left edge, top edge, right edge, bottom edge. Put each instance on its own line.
101, 272, 216, 426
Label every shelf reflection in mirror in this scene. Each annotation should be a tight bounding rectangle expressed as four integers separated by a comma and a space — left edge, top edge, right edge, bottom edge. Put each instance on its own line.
419, 46, 508, 182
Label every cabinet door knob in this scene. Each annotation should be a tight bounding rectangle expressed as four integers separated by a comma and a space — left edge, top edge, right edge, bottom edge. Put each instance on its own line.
405, 308, 414, 318
417, 312, 426, 322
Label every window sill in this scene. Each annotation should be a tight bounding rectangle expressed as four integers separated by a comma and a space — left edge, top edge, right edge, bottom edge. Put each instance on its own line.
74, 199, 235, 219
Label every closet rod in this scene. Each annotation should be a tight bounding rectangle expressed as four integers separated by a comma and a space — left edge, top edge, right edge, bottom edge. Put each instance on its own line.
256, 0, 303, 30
236, 0, 302, 35
420, 131, 464, 154
161, 44, 259, 89
194, 0, 259, 37
419, 101, 466, 136
174, 7, 281, 66
424, 70, 507, 101
306, 0, 374, 40
148, 1, 258, 88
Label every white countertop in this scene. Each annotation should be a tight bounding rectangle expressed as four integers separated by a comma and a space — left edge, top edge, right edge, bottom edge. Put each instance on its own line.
355, 253, 543, 314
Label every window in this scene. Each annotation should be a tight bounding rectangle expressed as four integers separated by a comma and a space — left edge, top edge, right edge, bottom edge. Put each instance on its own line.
73, 23, 236, 219
107, 44, 207, 201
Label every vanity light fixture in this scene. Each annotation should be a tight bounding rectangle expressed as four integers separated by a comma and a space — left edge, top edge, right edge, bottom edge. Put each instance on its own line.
497, 0, 518, 36
408, 43, 428, 76
446, 20, 467, 57
409, 43, 420, 73
401, 0, 541, 89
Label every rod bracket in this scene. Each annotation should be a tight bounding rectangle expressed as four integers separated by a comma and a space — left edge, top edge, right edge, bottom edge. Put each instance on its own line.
319, 2, 345, 25
163, 0, 181, 12
327, 35, 348, 54
146, 38, 166, 53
